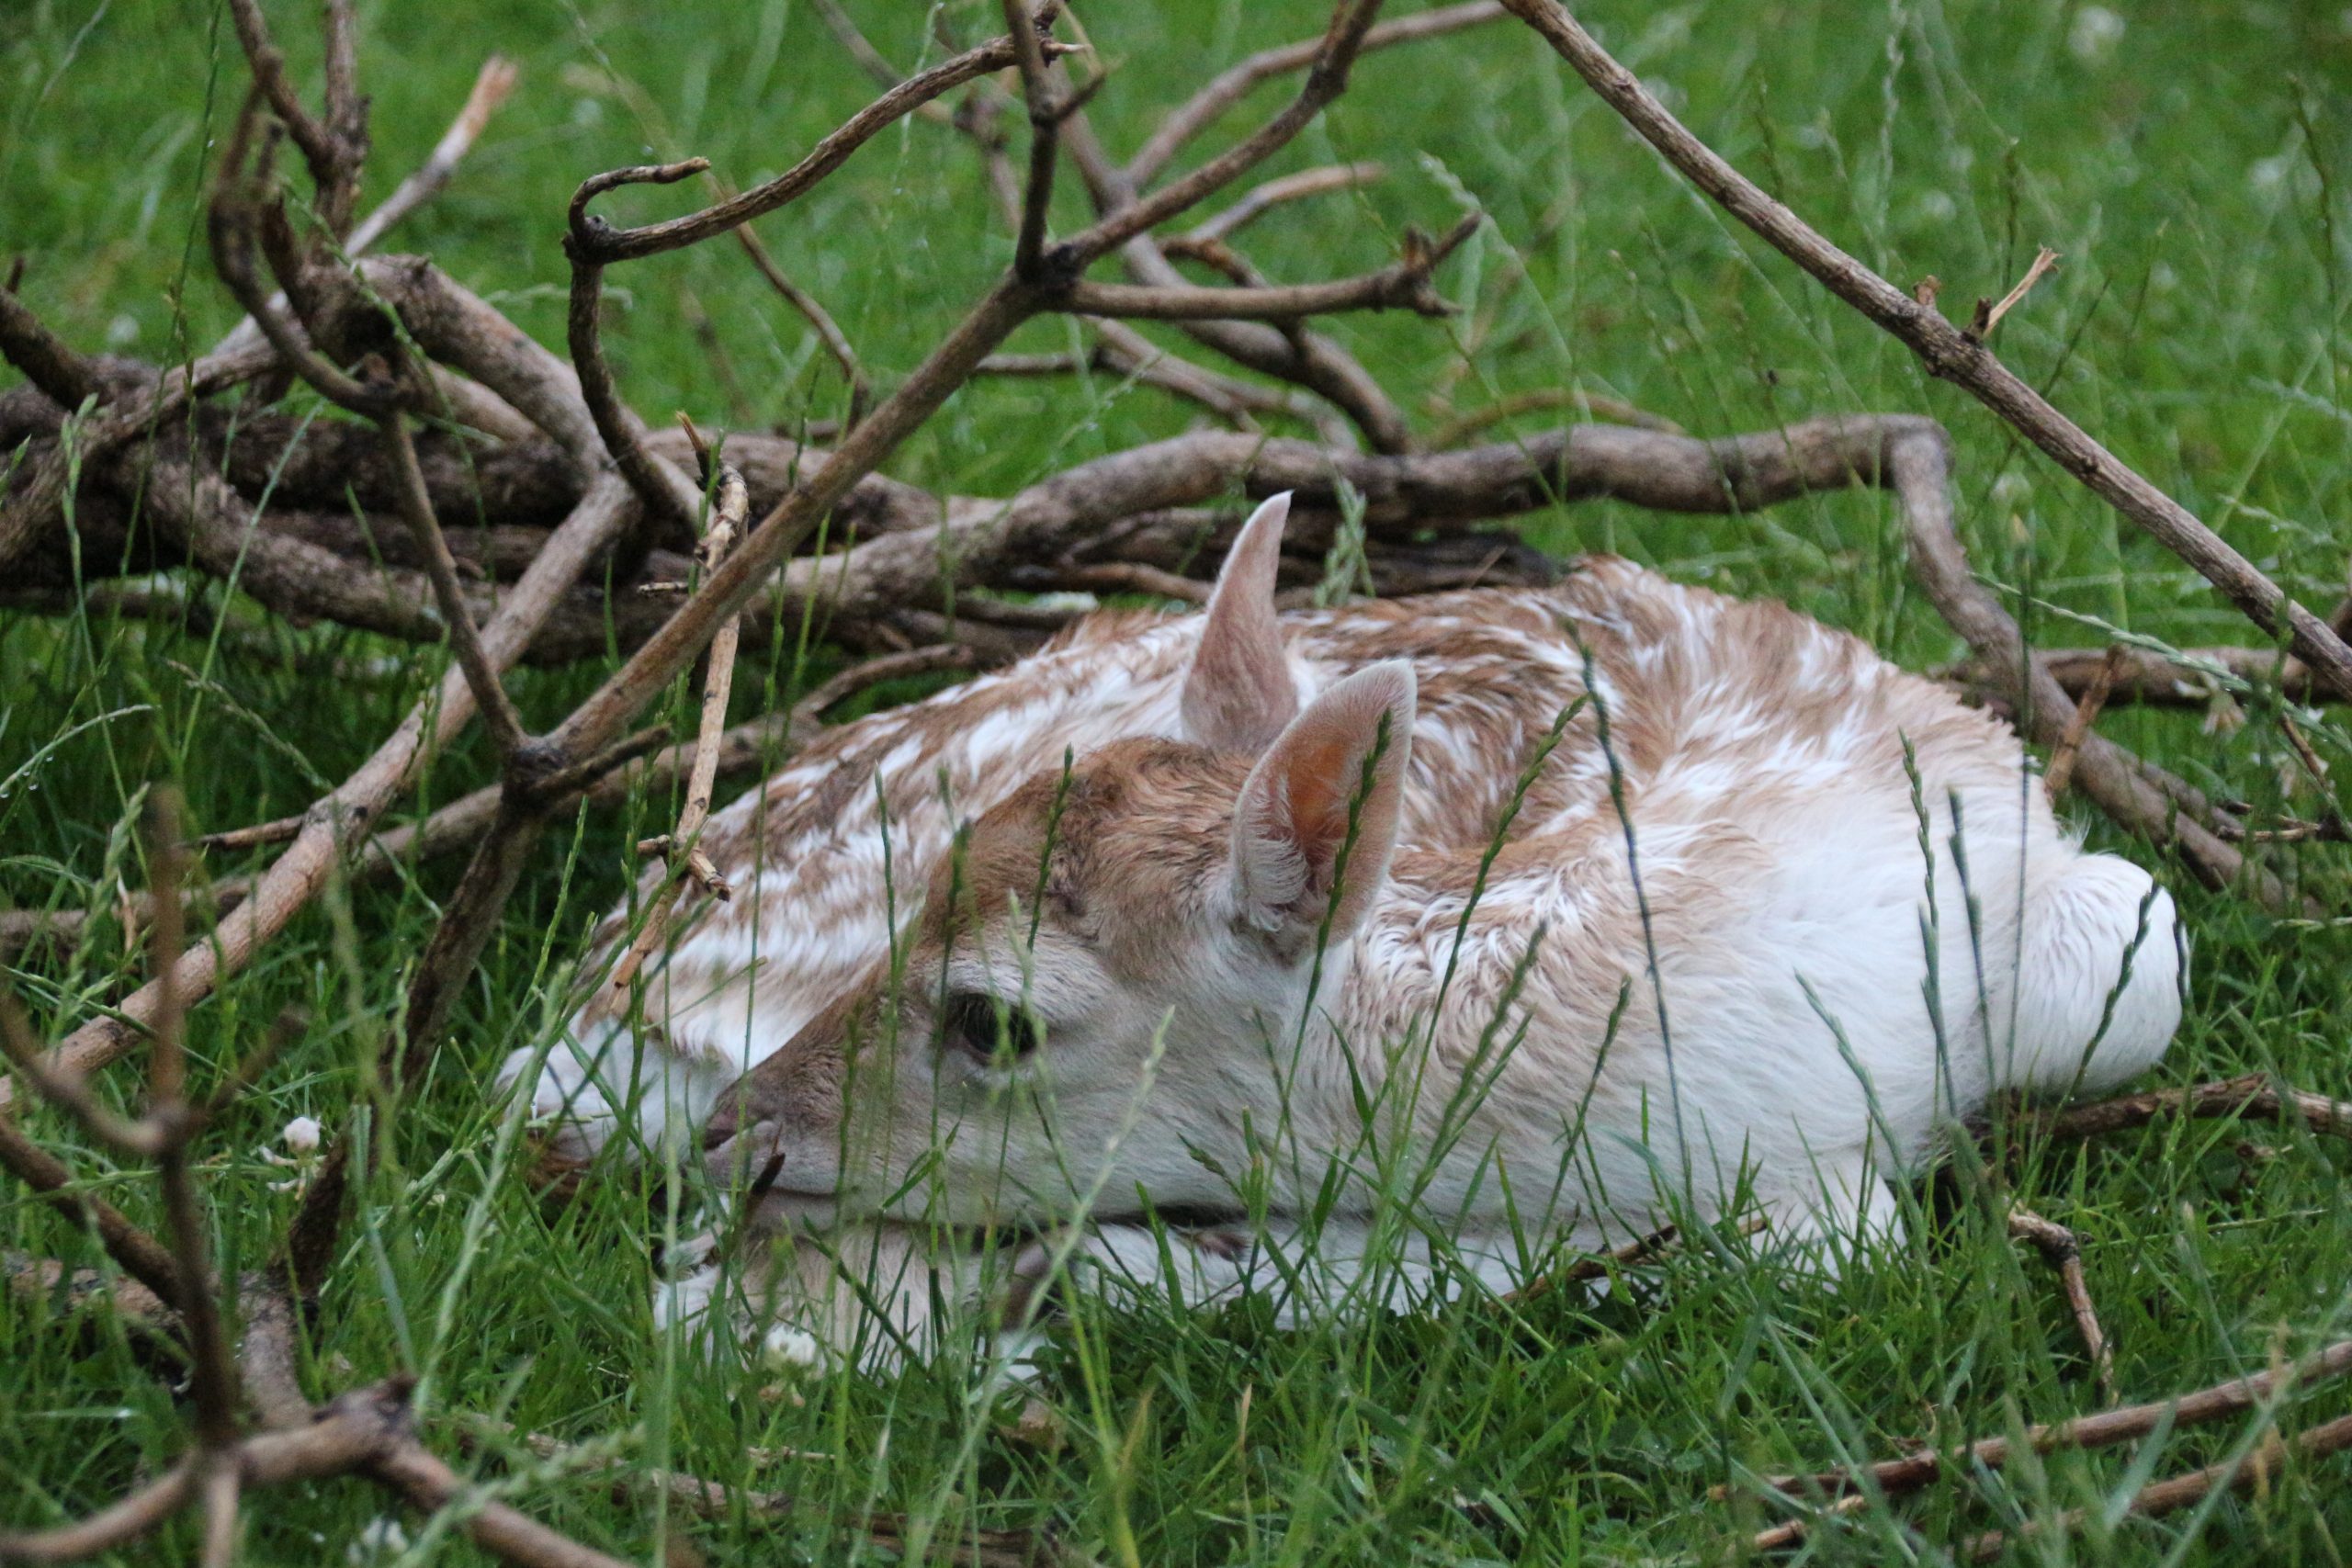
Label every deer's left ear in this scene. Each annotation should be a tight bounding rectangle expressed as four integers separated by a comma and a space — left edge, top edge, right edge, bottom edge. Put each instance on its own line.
1181, 492, 1297, 753
1227, 660, 1415, 945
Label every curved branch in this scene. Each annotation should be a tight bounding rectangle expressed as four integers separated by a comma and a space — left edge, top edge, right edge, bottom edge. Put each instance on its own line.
566, 33, 1066, 265
563, 161, 708, 533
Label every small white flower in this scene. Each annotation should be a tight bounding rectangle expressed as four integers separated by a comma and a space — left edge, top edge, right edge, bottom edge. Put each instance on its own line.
282, 1115, 322, 1154
105, 314, 141, 349
346, 1517, 409, 1564
2067, 6, 2125, 63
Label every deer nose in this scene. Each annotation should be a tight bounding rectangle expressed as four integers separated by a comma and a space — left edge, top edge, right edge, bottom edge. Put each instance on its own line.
702, 1103, 743, 1151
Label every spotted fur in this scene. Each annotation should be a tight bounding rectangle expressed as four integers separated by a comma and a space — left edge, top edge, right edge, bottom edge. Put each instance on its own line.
702, 562, 2185, 1320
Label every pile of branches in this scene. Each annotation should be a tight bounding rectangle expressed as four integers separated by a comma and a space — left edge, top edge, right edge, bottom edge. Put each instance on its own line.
3, 0, 2350, 1562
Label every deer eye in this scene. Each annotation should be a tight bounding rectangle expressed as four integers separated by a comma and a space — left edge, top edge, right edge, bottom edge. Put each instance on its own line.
938, 989, 1044, 1065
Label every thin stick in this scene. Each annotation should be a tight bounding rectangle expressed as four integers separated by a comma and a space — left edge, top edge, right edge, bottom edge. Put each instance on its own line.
2032, 1072, 2352, 1145
1502, 1224, 1679, 1305
609, 452, 750, 990
223, 0, 346, 214
1744, 1337, 2352, 1551
345, 57, 519, 254
731, 221, 871, 424
1182, 162, 1386, 245
1968, 244, 2061, 342
567, 33, 1069, 265
1002, 0, 1067, 281
2042, 645, 2122, 802
1061, 216, 1476, 320
382, 415, 532, 759
2007, 1208, 2115, 1402
140, 794, 240, 1451
1430, 386, 1682, 445
0, 1110, 185, 1303
209, 56, 521, 362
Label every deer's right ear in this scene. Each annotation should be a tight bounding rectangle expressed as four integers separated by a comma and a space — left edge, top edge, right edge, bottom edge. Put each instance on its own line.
1227, 660, 1415, 947
1181, 492, 1297, 753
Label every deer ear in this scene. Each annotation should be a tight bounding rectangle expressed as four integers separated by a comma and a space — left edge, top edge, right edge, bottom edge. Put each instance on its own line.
1227, 660, 1415, 945
1181, 492, 1297, 752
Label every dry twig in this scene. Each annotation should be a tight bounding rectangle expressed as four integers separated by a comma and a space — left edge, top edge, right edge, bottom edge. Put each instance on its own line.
2007, 1208, 2116, 1402
2042, 645, 2123, 801
1744, 1337, 2352, 1551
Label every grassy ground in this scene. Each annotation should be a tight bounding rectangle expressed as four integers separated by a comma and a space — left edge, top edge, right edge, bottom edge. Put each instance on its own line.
6, 0, 2352, 1562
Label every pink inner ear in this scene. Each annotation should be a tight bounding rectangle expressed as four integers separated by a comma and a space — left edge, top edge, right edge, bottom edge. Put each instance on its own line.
1282, 730, 1360, 860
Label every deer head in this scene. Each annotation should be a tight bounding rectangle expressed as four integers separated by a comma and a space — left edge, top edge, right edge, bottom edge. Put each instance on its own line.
701, 660, 1418, 1232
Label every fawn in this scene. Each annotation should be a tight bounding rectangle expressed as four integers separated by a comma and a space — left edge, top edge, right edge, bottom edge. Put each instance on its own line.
698, 549, 2185, 1350
508, 494, 1603, 1179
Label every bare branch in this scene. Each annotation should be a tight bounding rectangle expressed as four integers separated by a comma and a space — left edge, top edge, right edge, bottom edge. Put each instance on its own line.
139, 794, 240, 1452
1060, 114, 1419, 451
1182, 161, 1386, 245
0, 1109, 185, 1304
1951, 644, 2348, 710
1063, 214, 1475, 320
1063, 0, 1386, 267
1499, 0, 2352, 698
730, 220, 871, 424
222, 0, 348, 220
207, 57, 522, 365
1968, 244, 2061, 342
1125, 1, 1508, 187
383, 416, 533, 758
1430, 386, 1683, 444
1002, 0, 1069, 280
206, 138, 401, 419
2031, 1071, 2352, 1145
0, 288, 102, 407
2042, 646, 2123, 802
1886, 426, 2289, 908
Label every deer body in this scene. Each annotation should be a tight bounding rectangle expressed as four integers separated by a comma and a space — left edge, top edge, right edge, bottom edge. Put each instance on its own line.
700, 554, 2184, 1310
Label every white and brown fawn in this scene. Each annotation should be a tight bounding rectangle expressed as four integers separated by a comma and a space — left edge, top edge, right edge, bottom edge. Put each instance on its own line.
506, 493, 1605, 1172
699, 540, 2185, 1334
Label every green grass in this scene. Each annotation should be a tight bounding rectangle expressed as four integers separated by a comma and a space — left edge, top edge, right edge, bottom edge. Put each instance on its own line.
6, 0, 2352, 1562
